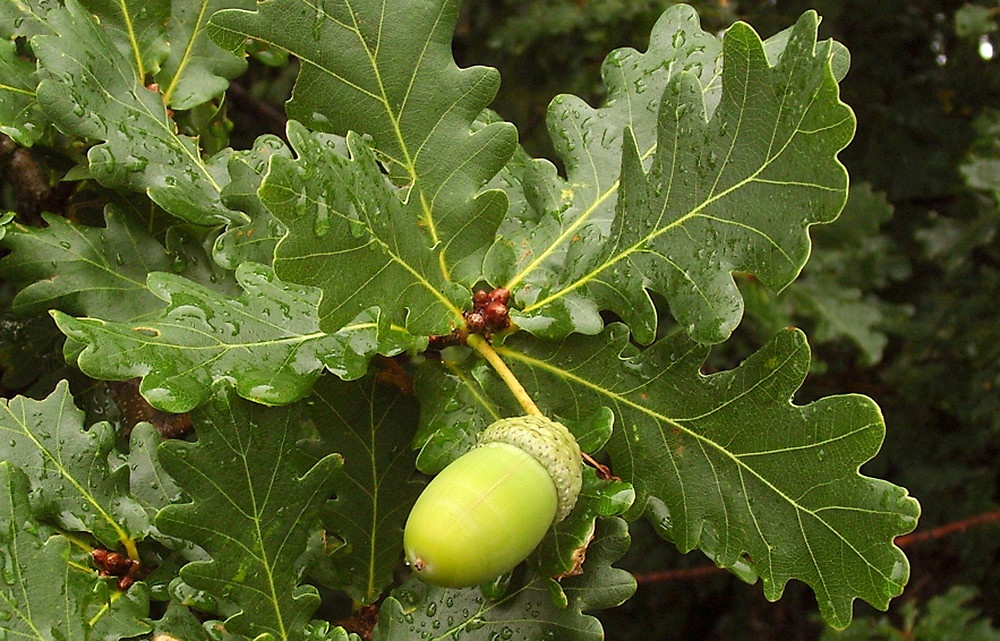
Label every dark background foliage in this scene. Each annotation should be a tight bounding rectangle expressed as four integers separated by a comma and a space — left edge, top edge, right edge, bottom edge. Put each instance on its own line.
2, 1, 998, 639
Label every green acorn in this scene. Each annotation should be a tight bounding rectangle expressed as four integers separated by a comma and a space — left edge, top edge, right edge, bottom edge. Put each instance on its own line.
403, 415, 583, 588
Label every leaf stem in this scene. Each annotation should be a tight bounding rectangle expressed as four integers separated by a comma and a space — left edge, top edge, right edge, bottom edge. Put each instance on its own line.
466, 334, 541, 417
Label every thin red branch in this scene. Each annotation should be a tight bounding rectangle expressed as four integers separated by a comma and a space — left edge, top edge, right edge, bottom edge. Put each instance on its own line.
633, 508, 1000, 586
894, 507, 1000, 547
635, 564, 725, 585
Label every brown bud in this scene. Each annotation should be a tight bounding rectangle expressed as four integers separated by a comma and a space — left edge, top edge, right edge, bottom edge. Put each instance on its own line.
118, 575, 135, 591
103, 552, 133, 575
472, 290, 491, 310
488, 288, 510, 306
465, 311, 486, 334
482, 301, 509, 331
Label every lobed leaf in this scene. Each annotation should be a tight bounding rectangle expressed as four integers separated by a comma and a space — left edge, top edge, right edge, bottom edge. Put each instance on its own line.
54, 262, 412, 413
491, 325, 919, 628
0, 462, 153, 640
0, 39, 47, 146
125, 422, 185, 519
300, 376, 421, 605
156, 383, 341, 641
76, 0, 171, 82
410, 359, 503, 475
31, 0, 240, 226
537, 469, 635, 588
157, 0, 254, 110
495, 9, 854, 345
742, 182, 904, 365
486, 4, 722, 316
264, 123, 468, 336
0, 380, 151, 549
0, 0, 56, 39
211, 0, 517, 287
213, 133, 294, 270
0, 207, 198, 321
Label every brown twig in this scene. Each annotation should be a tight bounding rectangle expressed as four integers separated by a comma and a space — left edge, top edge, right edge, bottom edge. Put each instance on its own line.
107, 379, 192, 439
894, 508, 1000, 547
1, 133, 54, 225
633, 508, 1000, 585
635, 564, 725, 585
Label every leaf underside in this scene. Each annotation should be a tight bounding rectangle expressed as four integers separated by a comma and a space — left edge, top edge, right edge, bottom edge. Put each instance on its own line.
487, 325, 918, 628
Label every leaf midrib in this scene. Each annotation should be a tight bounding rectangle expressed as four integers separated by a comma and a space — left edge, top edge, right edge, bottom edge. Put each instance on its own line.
496, 343, 897, 586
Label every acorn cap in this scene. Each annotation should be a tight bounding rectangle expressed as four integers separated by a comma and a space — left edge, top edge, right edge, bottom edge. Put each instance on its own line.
478, 415, 582, 522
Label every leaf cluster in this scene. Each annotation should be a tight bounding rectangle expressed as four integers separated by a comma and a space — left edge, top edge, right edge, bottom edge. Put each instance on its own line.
0, 1, 922, 639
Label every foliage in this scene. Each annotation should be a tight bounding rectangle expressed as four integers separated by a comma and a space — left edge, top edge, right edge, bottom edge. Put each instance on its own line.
0, 1, 940, 640
819, 586, 1000, 641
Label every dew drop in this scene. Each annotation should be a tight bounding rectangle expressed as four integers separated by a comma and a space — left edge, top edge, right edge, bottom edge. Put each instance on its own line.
313, 197, 331, 237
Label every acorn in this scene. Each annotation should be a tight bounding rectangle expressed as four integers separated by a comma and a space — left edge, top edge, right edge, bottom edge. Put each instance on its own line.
403, 415, 583, 588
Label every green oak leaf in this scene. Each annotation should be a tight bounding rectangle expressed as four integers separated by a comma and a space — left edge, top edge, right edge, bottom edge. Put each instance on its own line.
410, 357, 503, 475
0, 462, 154, 640
534, 407, 633, 574
86, 580, 155, 641
0, 207, 193, 321
156, 383, 341, 641
0, 39, 47, 146
496, 9, 854, 345
485, 5, 722, 314
263, 123, 468, 336
303, 624, 364, 641
300, 375, 421, 605
0, 380, 151, 549
31, 0, 241, 226
54, 262, 412, 413
125, 422, 185, 518
536, 469, 634, 602
76, 0, 170, 81
210, 0, 517, 285
154, 602, 218, 641
742, 182, 905, 365
0, 462, 90, 638
0, 0, 55, 39
375, 517, 635, 641
213, 134, 294, 270
490, 325, 919, 628
157, 0, 254, 110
